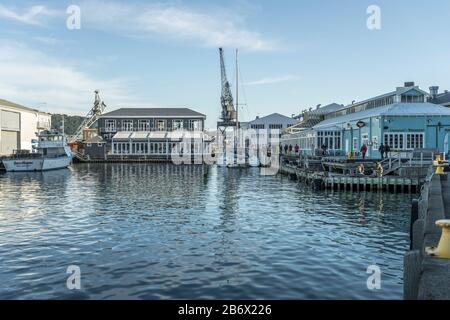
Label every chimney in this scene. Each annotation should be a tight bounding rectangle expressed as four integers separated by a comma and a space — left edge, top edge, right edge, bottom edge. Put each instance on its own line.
430, 86, 439, 99
316, 104, 321, 110
404, 81, 415, 87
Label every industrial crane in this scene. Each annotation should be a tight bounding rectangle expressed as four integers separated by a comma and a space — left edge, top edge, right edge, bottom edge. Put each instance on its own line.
69, 90, 107, 143
219, 48, 237, 125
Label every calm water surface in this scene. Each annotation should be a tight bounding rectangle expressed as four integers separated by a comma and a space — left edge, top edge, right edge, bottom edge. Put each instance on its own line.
0, 164, 412, 299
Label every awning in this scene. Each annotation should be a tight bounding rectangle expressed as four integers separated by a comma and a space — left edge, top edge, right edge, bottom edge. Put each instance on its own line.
132, 132, 150, 140
148, 132, 168, 140
166, 131, 184, 141
314, 126, 341, 132
183, 132, 205, 140
112, 132, 132, 140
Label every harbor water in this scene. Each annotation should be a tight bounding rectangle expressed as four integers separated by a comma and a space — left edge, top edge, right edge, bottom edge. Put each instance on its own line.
0, 164, 412, 299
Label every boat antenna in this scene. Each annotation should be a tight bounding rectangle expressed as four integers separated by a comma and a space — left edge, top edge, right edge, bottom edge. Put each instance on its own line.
235, 48, 239, 130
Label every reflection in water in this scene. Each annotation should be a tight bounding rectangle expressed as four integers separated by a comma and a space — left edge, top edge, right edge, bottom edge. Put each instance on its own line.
0, 164, 412, 299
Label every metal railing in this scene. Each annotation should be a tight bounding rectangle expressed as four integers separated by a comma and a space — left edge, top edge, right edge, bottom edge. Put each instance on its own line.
99, 127, 204, 133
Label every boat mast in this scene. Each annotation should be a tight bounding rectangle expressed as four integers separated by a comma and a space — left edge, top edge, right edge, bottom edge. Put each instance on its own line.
62, 115, 65, 141
235, 48, 239, 131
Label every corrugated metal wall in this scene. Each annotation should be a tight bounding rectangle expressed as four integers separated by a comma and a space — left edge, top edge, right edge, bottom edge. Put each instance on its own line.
1, 131, 19, 154
1, 110, 20, 131
1, 110, 20, 154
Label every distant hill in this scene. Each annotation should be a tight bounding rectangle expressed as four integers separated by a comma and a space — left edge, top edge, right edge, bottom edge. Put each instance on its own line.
51, 114, 86, 135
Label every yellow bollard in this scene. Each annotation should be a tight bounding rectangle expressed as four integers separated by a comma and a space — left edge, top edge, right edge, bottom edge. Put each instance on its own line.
434, 155, 446, 175
426, 220, 450, 259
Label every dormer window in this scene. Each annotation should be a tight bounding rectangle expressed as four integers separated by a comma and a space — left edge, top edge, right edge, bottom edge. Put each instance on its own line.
401, 94, 424, 103
157, 120, 166, 131
189, 120, 202, 131
122, 120, 133, 131
173, 120, 183, 131
138, 120, 150, 131
105, 119, 116, 132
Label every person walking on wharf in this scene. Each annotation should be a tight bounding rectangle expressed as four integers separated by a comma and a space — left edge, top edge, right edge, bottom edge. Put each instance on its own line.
385, 145, 391, 159
378, 143, 385, 160
361, 144, 368, 160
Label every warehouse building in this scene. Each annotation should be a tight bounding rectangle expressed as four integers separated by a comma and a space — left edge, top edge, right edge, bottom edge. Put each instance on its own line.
0, 99, 51, 155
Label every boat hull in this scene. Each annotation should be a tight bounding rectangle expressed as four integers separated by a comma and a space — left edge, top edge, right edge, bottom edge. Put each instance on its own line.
2, 156, 72, 172
249, 156, 260, 167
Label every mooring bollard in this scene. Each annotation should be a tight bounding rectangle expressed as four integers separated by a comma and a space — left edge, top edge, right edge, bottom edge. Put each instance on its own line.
433, 155, 447, 175
425, 219, 450, 259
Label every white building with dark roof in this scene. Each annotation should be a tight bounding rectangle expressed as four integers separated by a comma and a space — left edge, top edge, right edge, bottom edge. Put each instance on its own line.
96, 107, 210, 158
98, 107, 206, 141
247, 113, 297, 131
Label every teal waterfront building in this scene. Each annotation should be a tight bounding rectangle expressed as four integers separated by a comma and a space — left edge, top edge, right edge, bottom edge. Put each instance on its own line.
282, 83, 450, 158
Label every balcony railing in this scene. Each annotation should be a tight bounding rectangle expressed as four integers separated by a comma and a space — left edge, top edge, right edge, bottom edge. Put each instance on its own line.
99, 127, 203, 133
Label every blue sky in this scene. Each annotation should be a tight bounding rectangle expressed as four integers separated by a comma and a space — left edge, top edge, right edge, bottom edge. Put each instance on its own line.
0, 0, 450, 129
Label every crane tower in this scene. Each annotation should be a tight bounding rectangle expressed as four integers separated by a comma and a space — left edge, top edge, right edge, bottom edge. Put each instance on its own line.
69, 90, 107, 143
217, 48, 237, 132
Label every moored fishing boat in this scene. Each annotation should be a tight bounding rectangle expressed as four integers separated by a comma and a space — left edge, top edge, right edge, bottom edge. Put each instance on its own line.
1, 130, 72, 172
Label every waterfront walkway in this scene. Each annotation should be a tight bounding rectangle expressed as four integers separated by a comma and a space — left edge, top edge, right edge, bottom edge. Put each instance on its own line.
404, 172, 450, 300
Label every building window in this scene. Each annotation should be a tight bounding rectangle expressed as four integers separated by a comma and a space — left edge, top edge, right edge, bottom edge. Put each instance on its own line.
122, 120, 133, 131
316, 131, 341, 151
401, 94, 424, 103
157, 120, 166, 131
173, 120, 183, 131
105, 120, 116, 132
269, 124, 283, 129
384, 133, 404, 150
189, 120, 202, 131
251, 124, 265, 130
138, 120, 150, 131
406, 133, 424, 150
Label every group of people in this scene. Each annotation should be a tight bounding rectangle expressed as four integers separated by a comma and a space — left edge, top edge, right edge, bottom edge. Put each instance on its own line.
359, 143, 391, 160
377, 143, 391, 159
283, 144, 300, 155
283, 142, 391, 160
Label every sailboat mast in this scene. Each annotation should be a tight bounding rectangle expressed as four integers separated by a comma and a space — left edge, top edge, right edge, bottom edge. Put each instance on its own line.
235, 48, 239, 130
62, 115, 65, 140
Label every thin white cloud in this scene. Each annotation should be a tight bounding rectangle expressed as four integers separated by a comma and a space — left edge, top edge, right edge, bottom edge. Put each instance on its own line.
81, 1, 275, 51
0, 41, 153, 115
246, 75, 298, 86
0, 5, 58, 25
33, 36, 61, 45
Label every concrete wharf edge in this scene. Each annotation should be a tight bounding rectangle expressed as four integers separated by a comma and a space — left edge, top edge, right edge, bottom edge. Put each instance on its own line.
404, 173, 450, 300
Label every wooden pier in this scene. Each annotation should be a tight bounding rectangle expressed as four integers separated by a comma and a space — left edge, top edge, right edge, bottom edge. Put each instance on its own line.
72, 151, 209, 165
280, 162, 425, 193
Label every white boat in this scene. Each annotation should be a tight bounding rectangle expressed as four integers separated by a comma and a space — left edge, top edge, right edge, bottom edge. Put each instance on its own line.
2, 131, 73, 172
249, 155, 260, 167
